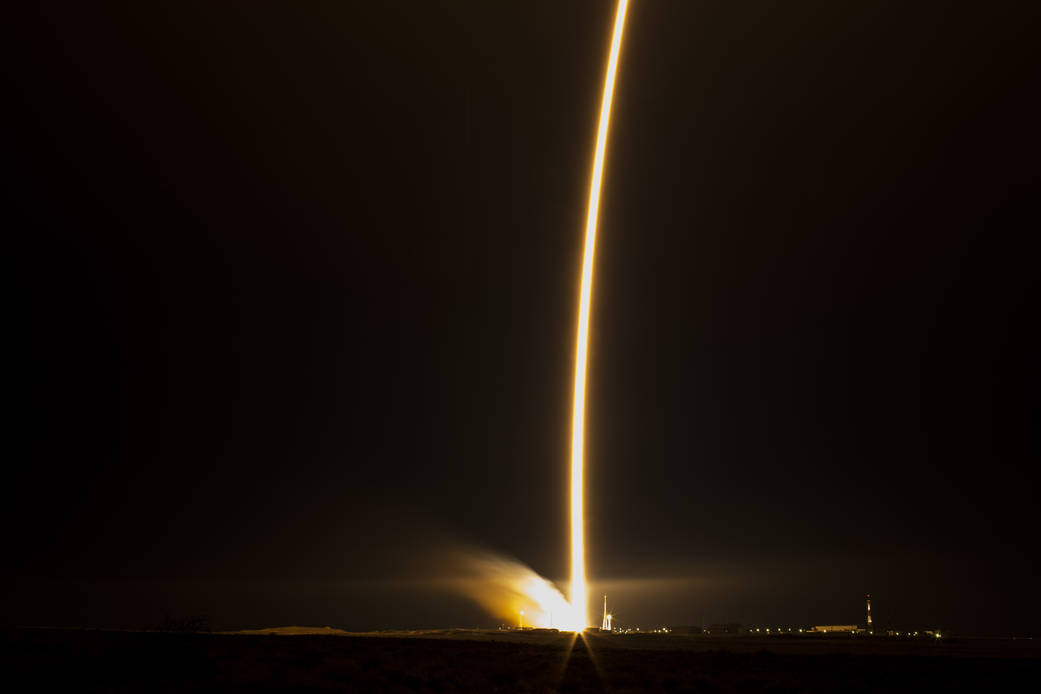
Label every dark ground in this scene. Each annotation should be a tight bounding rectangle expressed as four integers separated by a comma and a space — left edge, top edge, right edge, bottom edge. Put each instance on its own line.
6, 628, 1039, 692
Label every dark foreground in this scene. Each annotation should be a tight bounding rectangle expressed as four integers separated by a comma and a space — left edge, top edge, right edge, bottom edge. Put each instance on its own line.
5, 628, 1039, 692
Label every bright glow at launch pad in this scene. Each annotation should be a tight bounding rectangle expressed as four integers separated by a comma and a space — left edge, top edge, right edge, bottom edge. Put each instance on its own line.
570, 0, 629, 631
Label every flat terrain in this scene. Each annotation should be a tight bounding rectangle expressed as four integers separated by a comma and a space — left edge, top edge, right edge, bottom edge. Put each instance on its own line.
5, 627, 1039, 692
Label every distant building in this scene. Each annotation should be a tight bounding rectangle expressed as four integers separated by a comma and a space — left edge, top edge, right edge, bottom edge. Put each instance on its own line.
705, 623, 744, 635
812, 625, 860, 633
668, 625, 703, 635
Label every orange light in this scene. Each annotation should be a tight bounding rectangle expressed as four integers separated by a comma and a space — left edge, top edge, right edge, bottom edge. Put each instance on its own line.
570, 0, 629, 631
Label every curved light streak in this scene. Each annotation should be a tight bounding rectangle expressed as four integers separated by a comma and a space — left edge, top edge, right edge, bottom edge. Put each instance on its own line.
570, 0, 629, 631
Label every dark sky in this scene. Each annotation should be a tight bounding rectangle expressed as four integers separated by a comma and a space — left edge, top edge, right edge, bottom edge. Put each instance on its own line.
5, 1, 1038, 636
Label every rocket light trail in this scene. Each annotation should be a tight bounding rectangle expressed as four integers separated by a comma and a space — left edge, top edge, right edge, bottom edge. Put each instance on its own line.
570, 0, 629, 631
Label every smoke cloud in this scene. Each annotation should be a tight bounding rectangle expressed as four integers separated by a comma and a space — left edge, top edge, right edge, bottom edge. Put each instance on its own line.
429, 546, 577, 629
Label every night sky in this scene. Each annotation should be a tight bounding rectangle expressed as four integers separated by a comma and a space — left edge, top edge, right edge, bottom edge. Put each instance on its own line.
6, 1, 1038, 636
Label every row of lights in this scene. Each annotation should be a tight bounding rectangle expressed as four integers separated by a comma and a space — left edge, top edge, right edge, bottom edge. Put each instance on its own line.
748, 627, 941, 638
604, 626, 671, 634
